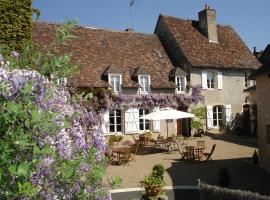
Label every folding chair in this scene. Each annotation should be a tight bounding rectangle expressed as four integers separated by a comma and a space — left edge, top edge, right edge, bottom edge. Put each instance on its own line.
203, 144, 216, 161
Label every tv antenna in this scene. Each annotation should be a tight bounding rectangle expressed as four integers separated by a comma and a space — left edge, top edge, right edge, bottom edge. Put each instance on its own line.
129, 0, 136, 29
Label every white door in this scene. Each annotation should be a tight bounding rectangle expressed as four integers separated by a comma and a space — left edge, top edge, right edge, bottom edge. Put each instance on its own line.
213, 105, 223, 128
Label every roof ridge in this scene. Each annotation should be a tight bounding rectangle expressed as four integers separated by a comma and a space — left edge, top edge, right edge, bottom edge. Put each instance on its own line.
34, 21, 156, 37
159, 13, 232, 28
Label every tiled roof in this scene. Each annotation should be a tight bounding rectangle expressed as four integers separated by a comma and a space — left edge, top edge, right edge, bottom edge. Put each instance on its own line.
158, 15, 261, 69
250, 62, 270, 79
32, 22, 176, 89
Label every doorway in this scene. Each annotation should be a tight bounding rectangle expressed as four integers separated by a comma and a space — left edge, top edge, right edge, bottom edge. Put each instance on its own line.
213, 105, 224, 128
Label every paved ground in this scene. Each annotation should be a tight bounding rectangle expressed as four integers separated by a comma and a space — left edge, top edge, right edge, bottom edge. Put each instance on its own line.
105, 133, 270, 196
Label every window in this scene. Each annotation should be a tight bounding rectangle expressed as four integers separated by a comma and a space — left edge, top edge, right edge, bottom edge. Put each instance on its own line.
57, 78, 67, 86
109, 74, 122, 93
213, 105, 223, 127
109, 109, 121, 132
175, 76, 186, 92
207, 72, 214, 89
139, 75, 150, 94
139, 109, 150, 131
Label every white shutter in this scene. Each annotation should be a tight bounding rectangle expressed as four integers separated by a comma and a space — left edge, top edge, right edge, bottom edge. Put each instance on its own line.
102, 110, 110, 135
206, 105, 213, 129
201, 71, 207, 89
225, 104, 232, 125
217, 72, 223, 90
124, 108, 139, 134
152, 107, 160, 132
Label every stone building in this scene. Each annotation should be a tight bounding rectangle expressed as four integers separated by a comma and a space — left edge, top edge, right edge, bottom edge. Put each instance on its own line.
154, 5, 260, 131
32, 5, 260, 135
250, 62, 270, 173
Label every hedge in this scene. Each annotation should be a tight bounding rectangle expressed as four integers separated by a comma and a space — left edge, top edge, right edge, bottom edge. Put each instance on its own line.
0, 0, 33, 50
199, 182, 270, 200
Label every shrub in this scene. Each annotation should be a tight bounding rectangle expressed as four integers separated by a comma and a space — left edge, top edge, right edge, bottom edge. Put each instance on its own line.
152, 164, 165, 180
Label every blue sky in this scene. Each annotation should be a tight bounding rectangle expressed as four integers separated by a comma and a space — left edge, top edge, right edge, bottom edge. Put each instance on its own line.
33, 0, 270, 51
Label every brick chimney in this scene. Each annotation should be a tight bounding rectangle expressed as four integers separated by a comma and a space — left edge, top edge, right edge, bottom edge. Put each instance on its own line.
198, 5, 218, 43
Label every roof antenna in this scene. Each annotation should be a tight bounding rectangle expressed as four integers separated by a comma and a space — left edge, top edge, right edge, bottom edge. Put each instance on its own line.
129, 0, 135, 29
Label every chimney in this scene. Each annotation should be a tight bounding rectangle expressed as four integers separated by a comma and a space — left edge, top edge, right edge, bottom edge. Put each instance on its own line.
198, 5, 218, 43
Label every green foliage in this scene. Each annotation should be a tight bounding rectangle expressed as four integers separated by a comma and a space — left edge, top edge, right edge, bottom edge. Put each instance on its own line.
0, 19, 78, 81
0, 0, 33, 51
191, 107, 206, 130
110, 176, 122, 189
0, 90, 59, 198
152, 164, 165, 180
140, 164, 166, 198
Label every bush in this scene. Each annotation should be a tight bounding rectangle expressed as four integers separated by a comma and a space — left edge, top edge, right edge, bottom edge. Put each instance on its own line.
199, 182, 270, 200
152, 164, 165, 180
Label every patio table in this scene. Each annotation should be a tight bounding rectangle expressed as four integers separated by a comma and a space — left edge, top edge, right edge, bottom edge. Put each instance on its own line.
185, 146, 206, 160
111, 146, 132, 165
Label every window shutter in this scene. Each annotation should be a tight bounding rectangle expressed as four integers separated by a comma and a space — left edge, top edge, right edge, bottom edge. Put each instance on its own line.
102, 111, 110, 135
124, 108, 139, 134
152, 107, 160, 132
225, 104, 232, 125
201, 71, 207, 89
217, 72, 223, 90
206, 105, 213, 129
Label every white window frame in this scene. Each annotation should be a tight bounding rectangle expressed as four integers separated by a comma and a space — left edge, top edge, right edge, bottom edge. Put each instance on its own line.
57, 77, 67, 86
109, 109, 122, 133
207, 72, 215, 89
138, 75, 150, 94
108, 74, 122, 93
175, 76, 186, 93
213, 105, 223, 128
139, 109, 150, 131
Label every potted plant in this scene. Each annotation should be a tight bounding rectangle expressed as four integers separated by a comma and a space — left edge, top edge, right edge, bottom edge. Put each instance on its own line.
140, 164, 166, 200
219, 167, 231, 187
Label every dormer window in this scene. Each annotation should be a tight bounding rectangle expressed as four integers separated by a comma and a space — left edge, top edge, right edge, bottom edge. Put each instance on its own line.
175, 76, 186, 93
109, 74, 122, 93
139, 75, 150, 94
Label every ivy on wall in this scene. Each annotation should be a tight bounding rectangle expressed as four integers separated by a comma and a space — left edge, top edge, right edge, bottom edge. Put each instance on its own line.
0, 0, 33, 51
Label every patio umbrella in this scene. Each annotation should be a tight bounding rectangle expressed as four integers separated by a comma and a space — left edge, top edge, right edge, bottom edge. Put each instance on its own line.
140, 107, 195, 138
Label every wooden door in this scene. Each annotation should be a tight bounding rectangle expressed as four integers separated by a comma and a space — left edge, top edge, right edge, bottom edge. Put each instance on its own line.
177, 119, 183, 136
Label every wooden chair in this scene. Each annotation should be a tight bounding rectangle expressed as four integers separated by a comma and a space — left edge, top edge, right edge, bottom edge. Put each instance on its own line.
155, 135, 165, 148
129, 142, 140, 161
176, 143, 190, 160
118, 151, 131, 165
197, 140, 205, 147
203, 144, 216, 161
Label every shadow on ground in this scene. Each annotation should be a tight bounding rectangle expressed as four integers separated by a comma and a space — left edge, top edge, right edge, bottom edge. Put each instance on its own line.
205, 132, 257, 148
166, 157, 270, 200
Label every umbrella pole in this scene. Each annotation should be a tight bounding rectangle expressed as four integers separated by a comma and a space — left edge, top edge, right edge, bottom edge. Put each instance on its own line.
167, 120, 168, 139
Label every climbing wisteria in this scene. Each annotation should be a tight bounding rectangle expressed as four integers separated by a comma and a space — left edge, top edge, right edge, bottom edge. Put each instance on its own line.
0, 63, 109, 199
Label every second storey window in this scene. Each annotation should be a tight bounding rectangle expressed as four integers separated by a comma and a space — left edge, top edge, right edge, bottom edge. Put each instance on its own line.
139, 75, 150, 94
109, 74, 122, 93
175, 76, 186, 92
207, 72, 214, 89
109, 109, 121, 133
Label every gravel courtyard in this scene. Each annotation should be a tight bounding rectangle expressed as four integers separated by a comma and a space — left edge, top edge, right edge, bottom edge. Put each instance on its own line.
105, 133, 270, 196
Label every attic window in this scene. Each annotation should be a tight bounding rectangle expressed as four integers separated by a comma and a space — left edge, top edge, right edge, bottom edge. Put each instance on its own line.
155, 50, 164, 59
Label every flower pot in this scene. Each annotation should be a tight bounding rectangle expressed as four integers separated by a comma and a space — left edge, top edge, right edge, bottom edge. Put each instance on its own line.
145, 185, 163, 198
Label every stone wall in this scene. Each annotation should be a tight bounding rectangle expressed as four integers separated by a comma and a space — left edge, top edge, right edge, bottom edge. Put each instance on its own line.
256, 74, 270, 173
191, 67, 249, 116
